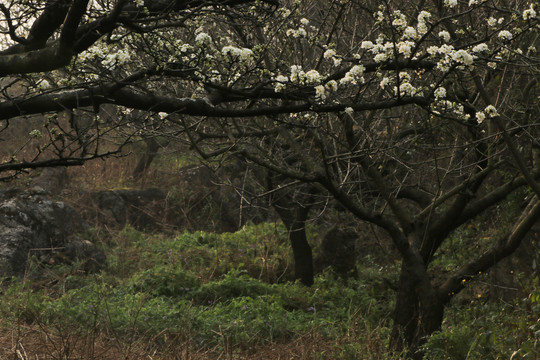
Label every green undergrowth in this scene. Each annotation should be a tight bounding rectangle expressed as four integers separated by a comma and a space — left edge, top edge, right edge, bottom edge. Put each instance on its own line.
0, 222, 538, 359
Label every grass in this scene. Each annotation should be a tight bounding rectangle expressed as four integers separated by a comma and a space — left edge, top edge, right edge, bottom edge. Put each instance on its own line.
0, 222, 537, 359
0, 145, 538, 359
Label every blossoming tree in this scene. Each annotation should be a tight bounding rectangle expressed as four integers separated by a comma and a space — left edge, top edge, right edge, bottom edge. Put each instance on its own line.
1, 0, 540, 356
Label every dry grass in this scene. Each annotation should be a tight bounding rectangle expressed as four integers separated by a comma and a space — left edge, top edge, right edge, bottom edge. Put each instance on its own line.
0, 324, 370, 360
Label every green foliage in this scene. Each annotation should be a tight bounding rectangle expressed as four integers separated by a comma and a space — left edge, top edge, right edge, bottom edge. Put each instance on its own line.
1, 221, 537, 358
421, 327, 499, 360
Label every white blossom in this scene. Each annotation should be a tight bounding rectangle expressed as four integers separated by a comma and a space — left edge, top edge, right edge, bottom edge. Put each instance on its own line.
325, 80, 338, 92
452, 49, 474, 65
274, 75, 288, 92
361, 41, 374, 50
398, 41, 413, 57
314, 85, 326, 100
487, 17, 497, 27
476, 111, 486, 124
300, 18, 310, 25
523, 5, 536, 20
439, 30, 451, 42
434, 87, 447, 99
498, 30, 513, 41
290, 65, 305, 84
29, 129, 42, 138
374, 53, 389, 63
402, 26, 418, 40
305, 69, 322, 84
380, 77, 390, 88
222, 46, 253, 61
444, 0, 458, 8
472, 43, 489, 53
344, 107, 354, 115
484, 105, 499, 117
323, 49, 336, 59
36, 79, 51, 90
195, 32, 211, 45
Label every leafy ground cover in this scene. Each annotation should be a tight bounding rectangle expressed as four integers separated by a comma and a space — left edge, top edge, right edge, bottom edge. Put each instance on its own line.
0, 220, 537, 359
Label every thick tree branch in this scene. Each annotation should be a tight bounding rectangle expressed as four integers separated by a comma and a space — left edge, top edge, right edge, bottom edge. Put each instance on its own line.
438, 196, 540, 303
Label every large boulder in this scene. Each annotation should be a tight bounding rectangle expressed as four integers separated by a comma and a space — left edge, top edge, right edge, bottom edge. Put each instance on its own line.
0, 188, 103, 277
90, 188, 167, 230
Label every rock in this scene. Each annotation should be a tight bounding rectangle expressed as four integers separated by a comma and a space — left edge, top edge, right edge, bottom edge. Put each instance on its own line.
315, 227, 358, 278
170, 163, 268, 232
91, 188, 167, 230
30, 166, 68, 195
0, 188, 103, 277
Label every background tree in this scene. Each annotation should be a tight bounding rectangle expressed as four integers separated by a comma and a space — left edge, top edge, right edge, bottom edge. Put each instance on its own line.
1, 0, 540, 357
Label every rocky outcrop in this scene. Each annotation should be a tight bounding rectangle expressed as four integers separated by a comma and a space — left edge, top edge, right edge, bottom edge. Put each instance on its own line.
90, 188, 167, 230
315, 227, 358, 278
0, 188, 104, 277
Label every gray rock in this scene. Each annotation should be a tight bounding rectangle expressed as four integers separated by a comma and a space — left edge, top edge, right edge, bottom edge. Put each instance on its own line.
0, 188, 103, 277
91, 188, 167, 230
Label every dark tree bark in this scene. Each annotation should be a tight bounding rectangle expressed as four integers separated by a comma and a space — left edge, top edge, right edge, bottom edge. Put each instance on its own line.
132, 137, 161, 179
273, 201, 314, 286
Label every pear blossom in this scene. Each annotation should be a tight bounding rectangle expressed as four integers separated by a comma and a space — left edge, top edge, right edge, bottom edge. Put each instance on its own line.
434, 87, 447, 99
36, 79, 51, 90
451, 49, 474, 65
523, 5, 536, 20
314, 85, 326, 100
439, 30, 451, 42
498, 30, 513, 41
361, 41, 374, 50
325, 80, 338, 92
476, 111, 486, 124
472, 43, 489, 53
323, 49, 336, 59
195, 32, 211, 45
305, 69, 322, 84
484, 105, 499, 117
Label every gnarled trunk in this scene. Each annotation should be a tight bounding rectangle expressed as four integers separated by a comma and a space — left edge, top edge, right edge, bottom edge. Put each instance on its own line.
390, 255, 444, 359
275, 205, 314, 286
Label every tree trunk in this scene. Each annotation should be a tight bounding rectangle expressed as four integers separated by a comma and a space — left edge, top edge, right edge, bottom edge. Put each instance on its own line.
275, 204, 314, 286
132, 137, 160, 179
390, 256, 444, 359
289, 221, 314, 286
